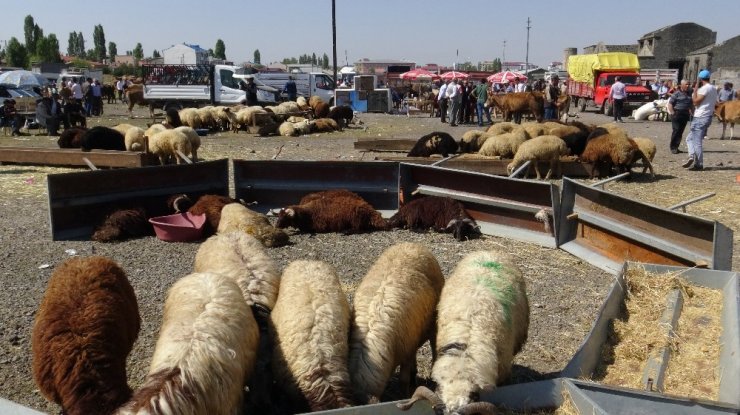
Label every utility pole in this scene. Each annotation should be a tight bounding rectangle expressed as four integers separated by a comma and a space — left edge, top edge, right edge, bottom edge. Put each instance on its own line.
502, 40, 506, 71
525, 17, 531, 77
332, 0, 337, 88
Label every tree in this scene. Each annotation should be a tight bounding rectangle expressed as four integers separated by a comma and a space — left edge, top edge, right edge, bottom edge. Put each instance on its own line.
311, 53, 317, 66
214, 39, 226, 60
24, 15, 35, 52
67, 32, 77, 56
6, 37, 28, 68
132, 43, 143, 65
322, 53, 330, 69
253, 49, 261, 65
108, 41, 117, 62
152, 50, 160, 58
35, 34, 62, 63
77, 32, 86, 58
93, 24, 106, 62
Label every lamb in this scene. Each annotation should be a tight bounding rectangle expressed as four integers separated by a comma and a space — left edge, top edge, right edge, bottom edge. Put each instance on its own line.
486, 121, 517, 136
174, 126, 201, 162
349, 242, 445, 403
278, 121, 297, 137
296, 96, 309, 110
276, 192, 388, 234
170, 193, 239, 236
32, 257, 140, 415
388, 196, 481, 241
478, 129, 529, 158
310, 117, 340, 133
148, 129, 193, 165
57, 127, 86, 148
217, 202, 290, 248
397, 250, 529, 415
124, 126, 146, 151
92, 207, 152, 242
178, 107, 202, 129
630, 137, 657, 174
327, 105, 354, 129
270, 260, 354, 412
580, 128, 647, 178
162, 107, 182, 128
80, 126, 126, 151
115, 272, 259, 415
459, 130, 492, 153
506, 135, 570, 179
408, 131, 459, 157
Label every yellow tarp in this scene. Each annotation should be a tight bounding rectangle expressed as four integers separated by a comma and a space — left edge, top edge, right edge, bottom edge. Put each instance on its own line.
567, 53, 641, 84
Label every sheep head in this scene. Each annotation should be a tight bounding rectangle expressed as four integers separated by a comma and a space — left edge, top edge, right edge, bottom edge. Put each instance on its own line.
396, 386, 445, 414
445, 218, 481, 241
167, 194, 193, 213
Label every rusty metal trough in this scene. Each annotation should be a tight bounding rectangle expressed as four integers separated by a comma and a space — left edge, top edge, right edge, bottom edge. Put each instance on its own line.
47, 159, 229, 240
0, 146, 159, 168
557, 178, 733, 273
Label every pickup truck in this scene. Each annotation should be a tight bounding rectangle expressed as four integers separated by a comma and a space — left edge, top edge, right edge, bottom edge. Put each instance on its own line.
141, 64, 278, 111
566, 53, 653, 116
251, 71, 335, 105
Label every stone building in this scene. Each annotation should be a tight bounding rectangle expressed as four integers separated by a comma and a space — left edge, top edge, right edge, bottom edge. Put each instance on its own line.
583, 43, 638, 55
685, 35, 740, 85
637, 22, 716, 80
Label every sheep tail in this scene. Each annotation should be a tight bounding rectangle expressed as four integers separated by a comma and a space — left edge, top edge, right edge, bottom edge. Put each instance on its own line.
117, 367, 194, 414
535, 208, 552, 235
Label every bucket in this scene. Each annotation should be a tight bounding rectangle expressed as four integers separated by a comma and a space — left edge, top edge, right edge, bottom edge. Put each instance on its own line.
148, 212, 206, 242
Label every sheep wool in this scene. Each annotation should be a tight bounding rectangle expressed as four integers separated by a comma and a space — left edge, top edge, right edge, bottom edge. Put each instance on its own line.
216, 203, 289, 248
116, 272, 259, 415
32, 256, 140, 415
486, 121, 516, 136
194, 230, 281, 313
279, 121, 297, 137
148, 129, 192, 165
270, 260, 354, 412
124, 126, 146, 152
144, 123, 167, 139
178, 107, 202, 129
459, 130, 491, 153
187, 194, 239, 236
349, 242, 445, 403
173, 126, 201, 163
478, 130, 528, 158
506, 134, 569, 179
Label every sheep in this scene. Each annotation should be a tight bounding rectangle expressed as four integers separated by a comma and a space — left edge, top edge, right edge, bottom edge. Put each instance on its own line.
349, 242, 445, 403
276, 192, 388, 234
144, 123, 167, 138
115, 272, 259, 415
388, 196, 481, 241
111, 123, 137, 135
313, 101, 331, 118
124, 126, 146, 151
310, 117, 340, 133
174, 126, 201, 162
548, 124, 590, 156
397, 250, 529, 415
124, 84, 155, 118
298, 189, 367, 204
178, 107, 202, 129
520, 122, 546, 139
459, 130, 492, 153
92, 207, 152, 242
32, 256, 140, 415
216, 202, 290, 248
327, 105, 354, 129
57, 127, 86, 148
148, 129, 193, 165
408, 131, 459, 157
631, 136, 657, 174
506, 135, 570, 180
293, 119, 312, 135
286, 115, 308, 123
197, 106, 216, 130
182, 194, 240, 236
477, 129, 529, 158
80, 126, 126, 151
278, 121, 297, 137
486, 121, 517, 136
296, 96, 309, 110
162, 107, 182, 128
580, 128, 644, 178
308, 95, 324, 109
270, 260, 354, 412
236, 106, 273, 129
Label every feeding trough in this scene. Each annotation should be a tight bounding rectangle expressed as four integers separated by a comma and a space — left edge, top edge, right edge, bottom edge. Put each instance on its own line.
149, 212, 206, 242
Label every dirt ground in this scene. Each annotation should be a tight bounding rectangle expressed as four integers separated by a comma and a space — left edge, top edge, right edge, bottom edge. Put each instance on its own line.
0, 101, 737, 414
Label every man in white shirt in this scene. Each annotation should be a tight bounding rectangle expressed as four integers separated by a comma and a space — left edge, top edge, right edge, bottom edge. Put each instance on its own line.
682, 70, 718, 171
514, 77, 526, 93
445, 79, 461, 126
609, 76, 627, 122
70, 78, 83, 101
437, 80, 449, 123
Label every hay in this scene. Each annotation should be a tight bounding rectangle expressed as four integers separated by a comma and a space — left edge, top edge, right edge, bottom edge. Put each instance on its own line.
497, 385, 580, 415
595, 267, 723, 398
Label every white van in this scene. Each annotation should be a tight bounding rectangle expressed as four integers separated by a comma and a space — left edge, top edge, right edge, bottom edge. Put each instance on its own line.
252, 72, 335, 104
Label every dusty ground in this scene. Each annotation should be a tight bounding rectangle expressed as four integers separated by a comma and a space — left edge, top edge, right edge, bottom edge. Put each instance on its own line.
0, 101, 737, 414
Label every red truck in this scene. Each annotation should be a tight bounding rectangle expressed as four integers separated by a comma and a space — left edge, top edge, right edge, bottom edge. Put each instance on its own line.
566, 53, 653, 117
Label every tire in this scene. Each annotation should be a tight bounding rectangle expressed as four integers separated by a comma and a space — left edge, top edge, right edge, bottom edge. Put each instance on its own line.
578, 98, 587, 112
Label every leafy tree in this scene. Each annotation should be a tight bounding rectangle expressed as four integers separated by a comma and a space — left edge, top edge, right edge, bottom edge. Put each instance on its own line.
67, 32, 77, 56
311, 53, 317, 66
214, 39, 226, 60
108, 41, 117, 62
132, 43, 143, 65
77, 32, 86, 58
281, 57, 297, 65
93, 24, 106, 62
6, 37, 28, 68
35, 34, 62, 63
322, 53, 330, 69
253, 49, 261, 65
152, 50, 160, 58
24, 15, 35, 52
207, 48, 214, 57
70, 57, 92, 69
493, 58, 502, 72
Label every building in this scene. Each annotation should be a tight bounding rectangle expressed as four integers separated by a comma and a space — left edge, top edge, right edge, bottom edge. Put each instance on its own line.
684, 35, 740, 85
354, 58, 415, 84
583, 43, 638, 55
113, 55, 136, 67
637, 22, 716, 80
162, 43, 209, 65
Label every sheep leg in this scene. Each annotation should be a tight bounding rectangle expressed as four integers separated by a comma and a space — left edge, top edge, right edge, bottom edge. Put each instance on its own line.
641, 153, 655, 177
543, 160, 555, 180
191, 149, 198, 163
398, 356, 418, 398
533, 161, 543, 180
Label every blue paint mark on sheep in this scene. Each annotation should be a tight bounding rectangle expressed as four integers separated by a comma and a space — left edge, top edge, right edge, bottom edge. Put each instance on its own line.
473, 260, 516, 326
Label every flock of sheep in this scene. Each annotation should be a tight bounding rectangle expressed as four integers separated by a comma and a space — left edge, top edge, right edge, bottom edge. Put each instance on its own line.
410, 120, 657, 180
31, 188, 531, 415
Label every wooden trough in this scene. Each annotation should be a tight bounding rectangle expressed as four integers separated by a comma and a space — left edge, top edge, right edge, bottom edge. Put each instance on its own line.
0, 146, 158, 168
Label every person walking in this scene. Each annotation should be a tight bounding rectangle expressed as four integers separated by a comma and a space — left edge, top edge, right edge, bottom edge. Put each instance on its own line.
666, 80, 693, 154
543, 75, 560, 120
610, 76, 626, 122
682, 70, 718, 171
472, 78, 492, 126
283, 76, 297, 101
446, 79, 461, 127
437, 80, 449, 123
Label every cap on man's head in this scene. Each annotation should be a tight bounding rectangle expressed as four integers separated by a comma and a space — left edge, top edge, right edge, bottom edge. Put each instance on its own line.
698, 69, 711, 80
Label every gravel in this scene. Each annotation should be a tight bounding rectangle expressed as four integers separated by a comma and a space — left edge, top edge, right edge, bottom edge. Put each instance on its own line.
0, 103, 737, 414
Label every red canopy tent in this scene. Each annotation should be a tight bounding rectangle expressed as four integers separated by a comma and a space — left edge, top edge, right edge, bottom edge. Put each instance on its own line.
486, 71, 527, 84
439, 71, 469, 81
399, 68, 440, 82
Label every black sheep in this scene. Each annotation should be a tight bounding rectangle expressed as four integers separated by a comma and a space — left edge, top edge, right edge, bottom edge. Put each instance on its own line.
92, 208, 153, 242
327, 105, 354, 129
57, 127, 87, 148
164, 108, 182, 128
407, 132, 459, 157
79, 126, 126, 152
388, 196, 480, 241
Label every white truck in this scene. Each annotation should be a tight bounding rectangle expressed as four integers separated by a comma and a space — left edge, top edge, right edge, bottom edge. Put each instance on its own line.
141, 64, 279, 111
251, 71, 335, 104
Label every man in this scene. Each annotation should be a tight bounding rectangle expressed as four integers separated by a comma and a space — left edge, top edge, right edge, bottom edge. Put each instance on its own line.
543, 75, 560, 120
283, 76, 297, 101
657, 81, 669, 99
718, 82, 735, 103
682, 70, 718, 171
472, 78, 492, 126
437, 80, 449, 123
446, 79, 461, 127
241, 77, 258, 106
115, 78, 125, 102
666, 80, 693, 154
609, 76, 626, 122
514, 77, 526, 93
35, 97, 60, 136
70, 77, 83, 101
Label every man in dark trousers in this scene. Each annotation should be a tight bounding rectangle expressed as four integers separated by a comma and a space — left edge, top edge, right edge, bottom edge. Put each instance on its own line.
283, 76, 297, 101
666, 79, 693, 154
241, 77, 259, 106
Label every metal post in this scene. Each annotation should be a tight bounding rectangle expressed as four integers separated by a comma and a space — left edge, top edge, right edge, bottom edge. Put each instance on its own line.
509, 160, 531, 178
668, 192, 716, 213
502, 40, 506, 71
525, 18, 531, 79
590, 172, 630, 189
332, 0, 337, 89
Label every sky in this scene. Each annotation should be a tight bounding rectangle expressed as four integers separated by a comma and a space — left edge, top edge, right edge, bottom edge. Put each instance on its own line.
1, 0, 738, 69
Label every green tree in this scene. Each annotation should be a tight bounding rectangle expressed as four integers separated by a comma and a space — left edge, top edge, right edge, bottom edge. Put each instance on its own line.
214, 39, 226, 60
76, 32, 86, 58
132, 42, 143, 65
35, 34, 62, 63
152, 50, 160, 58
67, 32, 77, 56
24, 15, 35, 52
6, 37, 28, 68
493, 58, 502, 72
322, 53, 330, 69
311, 53, 317, 66
93, 24, 106, 62
108, 41, 117, 62
253, 49, 261, 65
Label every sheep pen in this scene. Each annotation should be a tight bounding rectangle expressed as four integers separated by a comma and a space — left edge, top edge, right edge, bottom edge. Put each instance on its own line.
1, 104, 738, 414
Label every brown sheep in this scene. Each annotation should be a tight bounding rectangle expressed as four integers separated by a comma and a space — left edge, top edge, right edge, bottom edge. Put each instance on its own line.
299, 189, 367, 205
408, 132, 459, 157
92, 208, 152, 242
276, 194, 388, 234
310, 117, 339, 133
313, 101, 331, 118
169, 194, 239, 237
57, 127, 87, 148
388, 196, 480, 241
580, 128, 639, 178
327, 105, 354, 129
32, 256, 140, 415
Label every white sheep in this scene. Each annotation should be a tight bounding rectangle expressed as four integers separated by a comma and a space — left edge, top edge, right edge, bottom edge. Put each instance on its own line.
178, 107, 202, 129
459, 130, 492, 153
631, 137, 657, 174
112, 123, 137, 136
193, 230, 281, 313
349, 242, 445, 404
278, 121, 297, 137
148, 129, 193, 165
296, 96, 309, 110
398, 250, 529, 415
115, 272, 259, 415
520, 122, 546, 139
144, 123, 166, 139
173, 126, 201, 163
486, 121, 517, 136
216, 203, 289, 248
270, 260, 354, 412
506, 134, 569, 179
478, 128, 529, 158
197, 106, 216, 130
124, 126, 146, 152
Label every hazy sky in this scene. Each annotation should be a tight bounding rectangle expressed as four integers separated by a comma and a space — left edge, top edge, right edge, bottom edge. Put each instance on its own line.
2, 0, 738, 69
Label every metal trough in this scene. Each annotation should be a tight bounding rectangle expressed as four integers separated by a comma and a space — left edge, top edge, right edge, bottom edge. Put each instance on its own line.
232, 160, 400, 216
47, 159, 229, 240
0, 146, 158, 168
562, 262, 740, 408
399, 163, 560, 247
557, 177, 733, 273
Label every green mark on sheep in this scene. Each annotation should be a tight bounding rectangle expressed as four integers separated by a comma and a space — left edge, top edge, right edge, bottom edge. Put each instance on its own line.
474, 260, 516, 327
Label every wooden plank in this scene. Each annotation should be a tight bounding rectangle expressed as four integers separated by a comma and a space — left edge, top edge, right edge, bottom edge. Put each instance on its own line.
0, 146, 157, 168
354, 138, 417, 152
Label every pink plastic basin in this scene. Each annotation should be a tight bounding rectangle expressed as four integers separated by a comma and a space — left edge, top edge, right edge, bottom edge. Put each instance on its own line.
148, 213, 206, 242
